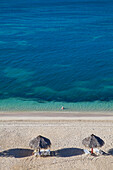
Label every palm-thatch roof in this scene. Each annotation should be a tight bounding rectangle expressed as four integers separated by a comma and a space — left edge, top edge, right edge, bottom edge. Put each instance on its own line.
29, 135, 51, 150
82, 134, 105, 148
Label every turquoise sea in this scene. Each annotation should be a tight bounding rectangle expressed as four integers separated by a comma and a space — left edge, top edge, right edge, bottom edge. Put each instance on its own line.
0, 0, 113, 111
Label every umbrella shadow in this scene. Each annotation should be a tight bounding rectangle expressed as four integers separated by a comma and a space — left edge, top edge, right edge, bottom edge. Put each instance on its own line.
108, 148, 113, 156
51, 148, 84, 157
0, 148, 33, 158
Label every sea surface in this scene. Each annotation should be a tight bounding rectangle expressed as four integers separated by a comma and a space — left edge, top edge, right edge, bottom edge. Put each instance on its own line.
0, 0, 113, 111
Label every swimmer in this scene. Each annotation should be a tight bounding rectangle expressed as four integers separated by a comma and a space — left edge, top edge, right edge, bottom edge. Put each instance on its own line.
61, 106, 64, 110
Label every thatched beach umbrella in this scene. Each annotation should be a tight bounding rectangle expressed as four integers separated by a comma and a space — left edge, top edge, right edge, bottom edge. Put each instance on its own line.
29, 135, 51, 155
82, 134, 105, 154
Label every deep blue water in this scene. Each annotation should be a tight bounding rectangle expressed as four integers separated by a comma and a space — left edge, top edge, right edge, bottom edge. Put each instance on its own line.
0, 0, 113, 111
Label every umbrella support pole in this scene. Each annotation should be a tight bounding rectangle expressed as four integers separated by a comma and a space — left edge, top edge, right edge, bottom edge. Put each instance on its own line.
91, 148, 93, 154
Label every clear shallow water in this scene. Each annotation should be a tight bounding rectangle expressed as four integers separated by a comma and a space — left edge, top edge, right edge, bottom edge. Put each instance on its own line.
0, 0, 113, 111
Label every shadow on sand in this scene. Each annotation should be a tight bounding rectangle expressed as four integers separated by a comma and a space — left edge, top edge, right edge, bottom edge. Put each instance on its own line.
108, 148, 113, 155
0, 148, 33, 158
0, 148, 84, 158
51, 148, 84, 157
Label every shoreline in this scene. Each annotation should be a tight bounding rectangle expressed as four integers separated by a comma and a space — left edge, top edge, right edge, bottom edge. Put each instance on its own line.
0, 111, 113, 121
1, 117, 113, 121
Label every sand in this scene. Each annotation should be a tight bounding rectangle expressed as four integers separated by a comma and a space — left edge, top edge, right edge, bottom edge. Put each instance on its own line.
0, 112, 113, 170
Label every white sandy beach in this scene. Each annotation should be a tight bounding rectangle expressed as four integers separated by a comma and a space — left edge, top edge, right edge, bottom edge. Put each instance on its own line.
0, 112, 113, 170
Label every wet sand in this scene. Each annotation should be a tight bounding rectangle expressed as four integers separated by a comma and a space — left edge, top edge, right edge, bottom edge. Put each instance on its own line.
0, 111, 113, 120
